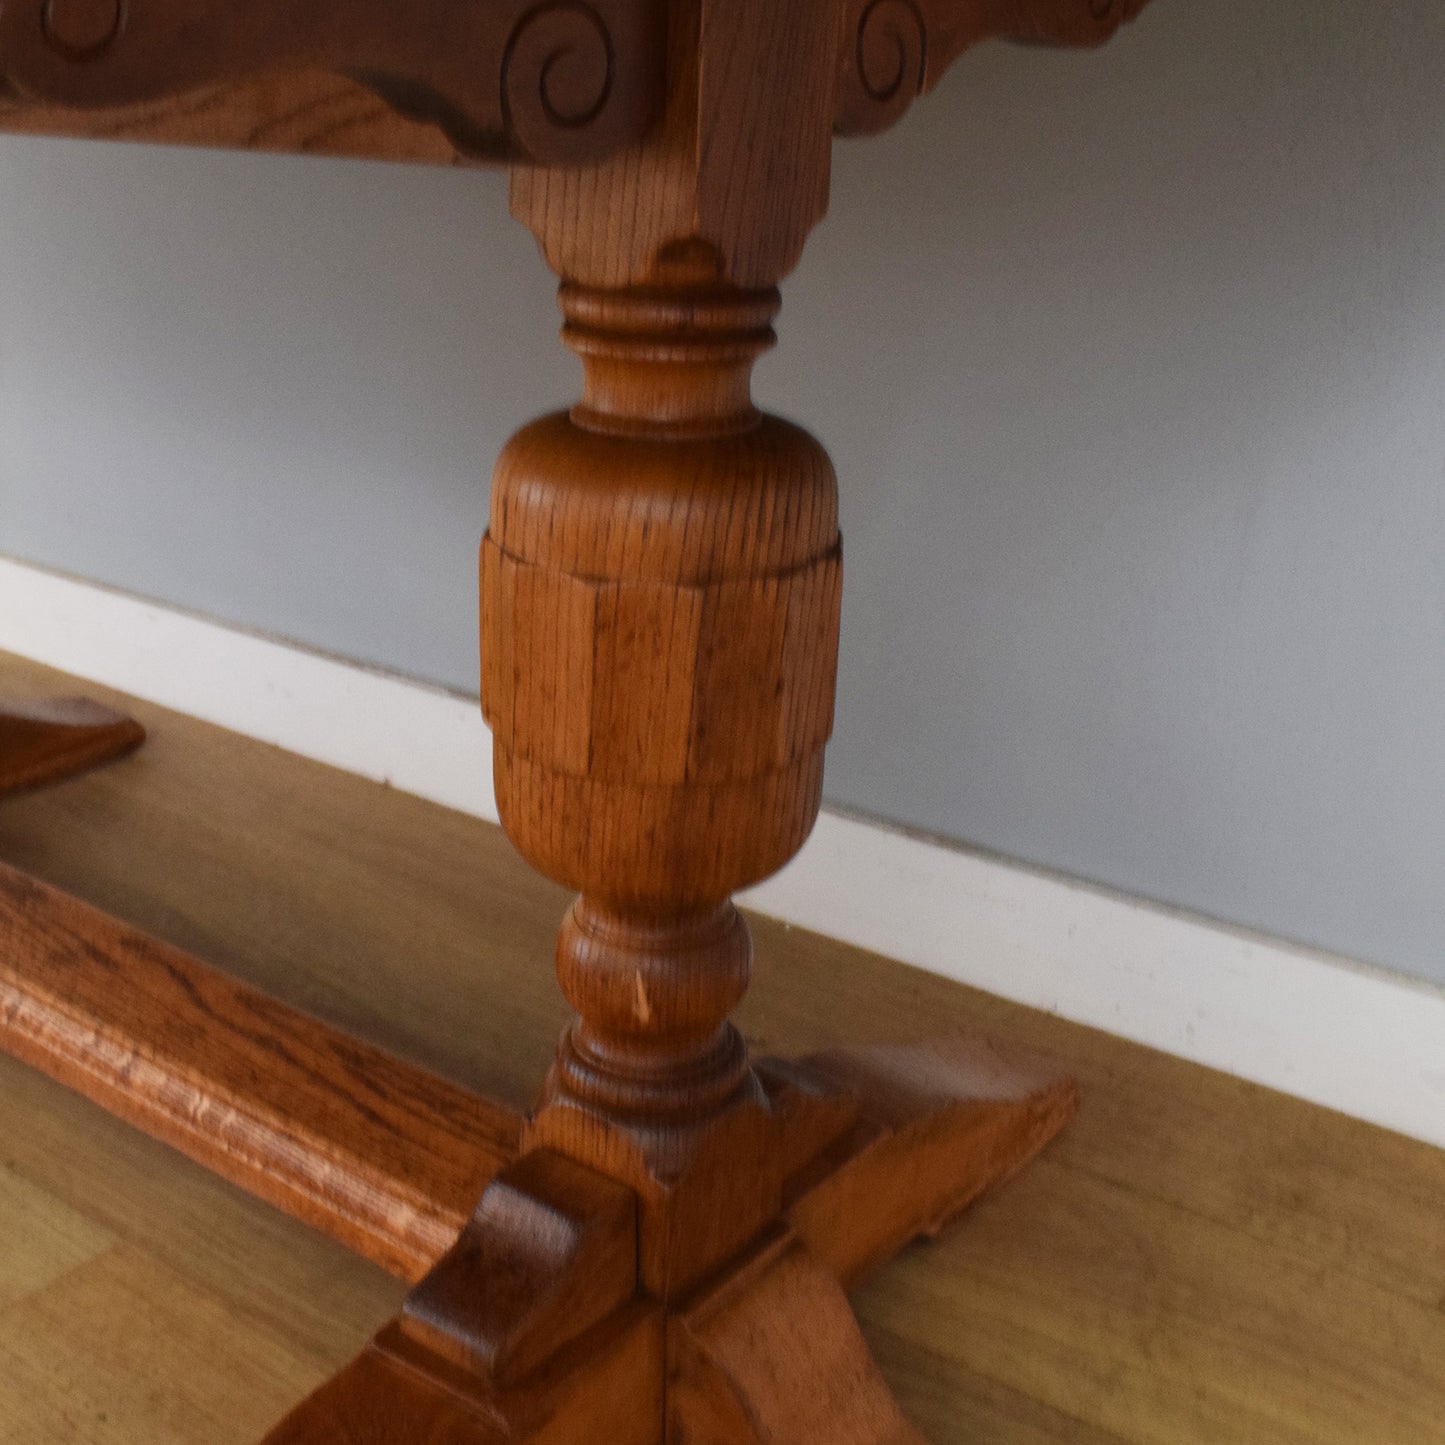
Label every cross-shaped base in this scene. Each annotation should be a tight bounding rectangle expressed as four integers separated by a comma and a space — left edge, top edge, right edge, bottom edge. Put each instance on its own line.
264, 1037, 1075, 1444
1, 836, 1074, 1445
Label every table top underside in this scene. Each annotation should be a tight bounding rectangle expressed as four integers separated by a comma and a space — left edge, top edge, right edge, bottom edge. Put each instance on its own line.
0, 69, 460, 165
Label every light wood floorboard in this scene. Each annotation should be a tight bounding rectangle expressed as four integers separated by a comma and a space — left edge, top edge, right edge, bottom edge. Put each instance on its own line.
0, 650, 1441, 1443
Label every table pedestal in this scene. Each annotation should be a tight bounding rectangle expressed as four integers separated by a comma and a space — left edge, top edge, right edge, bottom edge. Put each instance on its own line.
260, 270, 1080, 1441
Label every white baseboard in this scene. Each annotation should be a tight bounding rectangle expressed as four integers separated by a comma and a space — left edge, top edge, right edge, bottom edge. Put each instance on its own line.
3, 553, 1442, 1152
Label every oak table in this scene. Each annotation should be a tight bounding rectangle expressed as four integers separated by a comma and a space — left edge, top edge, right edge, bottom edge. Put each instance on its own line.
0, 1, 1154, 1439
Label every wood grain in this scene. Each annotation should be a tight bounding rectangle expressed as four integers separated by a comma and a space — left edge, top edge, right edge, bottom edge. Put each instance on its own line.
511, 0, 843, 289
1, 653, 1442, 1443
0, 861, 520, 1283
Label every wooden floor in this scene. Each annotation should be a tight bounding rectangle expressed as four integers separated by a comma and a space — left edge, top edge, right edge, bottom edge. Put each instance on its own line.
0, 649, 1441, 1444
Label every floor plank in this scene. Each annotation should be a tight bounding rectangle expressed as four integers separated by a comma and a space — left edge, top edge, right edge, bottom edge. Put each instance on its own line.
0, 1049, 406, 1365
0, 649, 1441, 1443
0, 1162, 112, 1312
0, 1246, 352, 1444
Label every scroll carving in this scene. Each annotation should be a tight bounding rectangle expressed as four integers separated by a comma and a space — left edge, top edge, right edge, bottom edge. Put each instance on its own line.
0, 0, 662, 164
502, 3, 616, 161
837, 0, 1153, 135
847, 0, 929, 134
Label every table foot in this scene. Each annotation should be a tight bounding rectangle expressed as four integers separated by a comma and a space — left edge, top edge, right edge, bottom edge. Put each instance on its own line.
258, 1034, 1076, 1443
670, 1239, 926, 1445
0, 695, 145, 796
265, 1301, 666, 1445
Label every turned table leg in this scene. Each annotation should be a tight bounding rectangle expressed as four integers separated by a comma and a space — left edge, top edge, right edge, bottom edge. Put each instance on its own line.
492, 282, 845, 1299
260, 272, 1077, 1444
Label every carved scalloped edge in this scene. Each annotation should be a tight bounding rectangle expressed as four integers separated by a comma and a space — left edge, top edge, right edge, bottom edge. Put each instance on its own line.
835, 0, 1154, 137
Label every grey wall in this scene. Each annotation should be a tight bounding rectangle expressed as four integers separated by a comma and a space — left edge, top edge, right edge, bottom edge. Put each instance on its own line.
2, 0, 1443, 986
